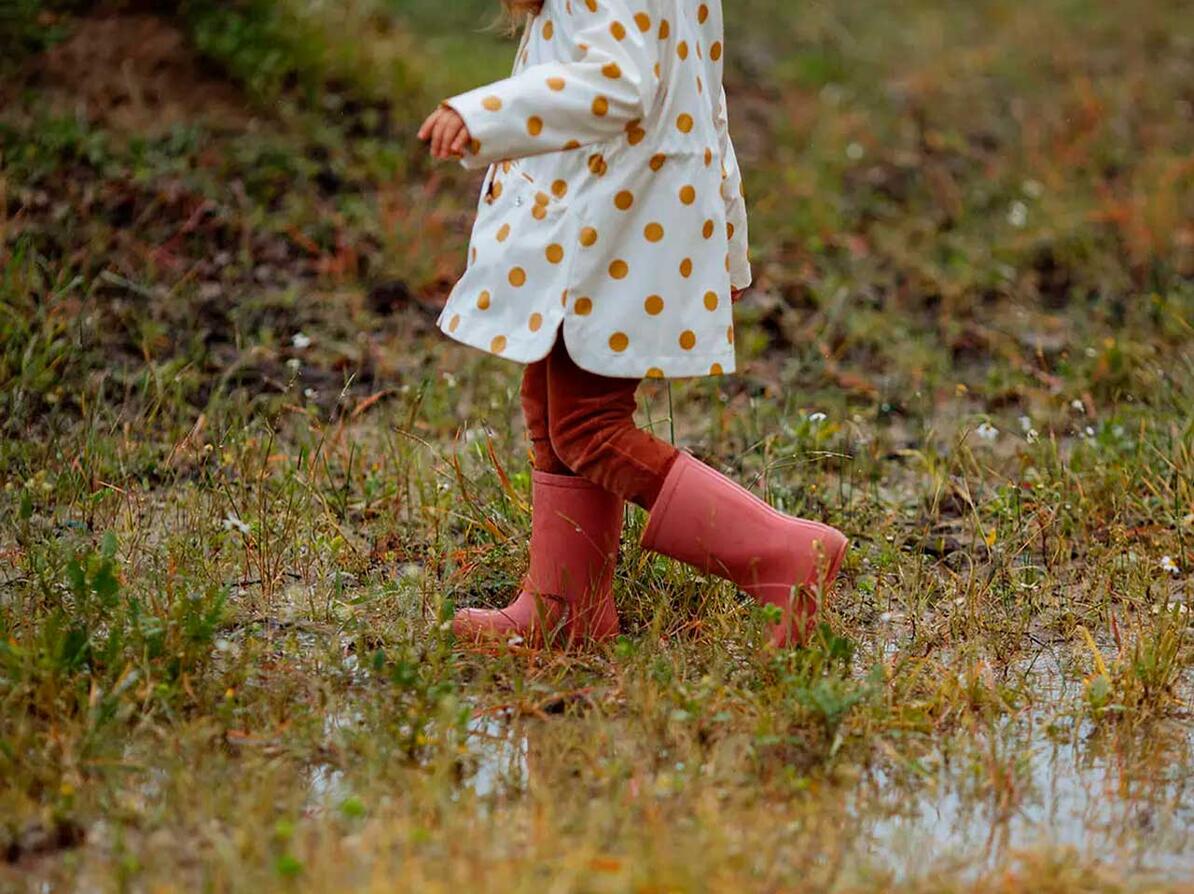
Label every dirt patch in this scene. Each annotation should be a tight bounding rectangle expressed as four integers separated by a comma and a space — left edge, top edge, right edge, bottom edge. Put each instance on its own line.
29, 13, 251, 134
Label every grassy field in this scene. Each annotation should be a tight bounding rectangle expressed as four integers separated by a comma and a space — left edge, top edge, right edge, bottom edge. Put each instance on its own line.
1, 0, 1192, 890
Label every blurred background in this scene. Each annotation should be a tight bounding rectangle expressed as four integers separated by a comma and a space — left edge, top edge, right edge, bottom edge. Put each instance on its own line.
1, 0, 1190, 427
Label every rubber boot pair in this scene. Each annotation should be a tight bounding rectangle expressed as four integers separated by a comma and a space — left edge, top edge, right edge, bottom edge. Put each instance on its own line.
452, 454, 848, 648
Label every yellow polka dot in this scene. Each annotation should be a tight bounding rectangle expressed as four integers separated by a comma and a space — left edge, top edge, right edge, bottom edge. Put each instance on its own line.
563, 139, 581, 150
614, 190, 634, 211
676, 113, 694, 133
585, 0, 596, 10
679, 330, 696, 350
592, 96, 610, 117
725, 253, 731, 271
646, 367, 664, 379
579, 227, 599, 247
703, 219, 715, 239
710, 362, 724, 375
727, 222, 736, 240
634, 12, 651, 31
546, 243, 565, 264
704, 147, 714, 166
602, 62, 622, 79
508, 267, 527, 287
552, 179, 568, 198
679, 185, 696, 205
644, 222, 665, 242
650, 154, 667, 171
470, 247, 477, 264
490, 181, 503, 200
542, 19, 554, 39
588, 154, 608, 176
697, 76, 704, 95
658, 19, 670, 39
726, 325, 735, 344
574, 297, 593, 315
496, 223, 511, 242
449, 314, 461, 333
679, 258, 693, 277
627, 124, 646, 145
610, 20, 626, 40
609, 259, 629, 279
491, 335, 507, 353
535, 191, 550, 206
532, 205, 548, 221
469, 138, 482, 155
677, 41, 689, 60
527, 116, 543, 136
529, 313, 543, 332
609, 331, 629, 352
704, 291, 719, 311
477, 290, 492, 310
546, 76, 566, 91
644, 294, 665, 315
698, 3, 709, 23
482, 95, 502, 112
710, 41, 723, 61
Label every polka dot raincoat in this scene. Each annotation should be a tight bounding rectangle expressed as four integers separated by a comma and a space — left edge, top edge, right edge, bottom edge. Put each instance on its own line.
438, 0, 751, 379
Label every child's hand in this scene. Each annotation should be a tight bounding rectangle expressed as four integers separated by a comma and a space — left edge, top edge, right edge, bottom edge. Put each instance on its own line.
418, 104, 471, 160
731, 288, 747, 303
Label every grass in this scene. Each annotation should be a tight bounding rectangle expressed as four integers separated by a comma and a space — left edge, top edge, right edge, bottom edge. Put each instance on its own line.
1, 0, 1192, 889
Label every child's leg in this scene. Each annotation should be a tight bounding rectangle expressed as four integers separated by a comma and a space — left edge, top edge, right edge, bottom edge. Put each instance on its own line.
452, 346, 625, 645
520, 354, 571, 475
545, 339, 679, 510
544, 340, 847, 648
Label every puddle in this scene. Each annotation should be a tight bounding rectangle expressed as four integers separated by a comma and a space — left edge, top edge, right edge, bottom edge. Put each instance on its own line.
463, 714, 529, 800
856, 720, 1193, 882
851, 659, 1194, 882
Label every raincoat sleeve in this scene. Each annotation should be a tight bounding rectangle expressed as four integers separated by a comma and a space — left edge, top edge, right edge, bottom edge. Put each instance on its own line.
446, 2, 661, 169
715, 86, 752, 291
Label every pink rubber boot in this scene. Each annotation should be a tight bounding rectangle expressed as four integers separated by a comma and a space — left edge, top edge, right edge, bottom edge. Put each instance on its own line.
452, 471, 622, 646
641, 453, 848, 647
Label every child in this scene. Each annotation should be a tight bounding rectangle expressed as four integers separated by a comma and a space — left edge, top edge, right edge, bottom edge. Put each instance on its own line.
418, 0, 847, 648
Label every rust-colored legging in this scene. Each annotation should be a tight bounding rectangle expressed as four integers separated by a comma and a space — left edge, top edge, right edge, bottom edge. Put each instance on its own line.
521, 338, 679, 510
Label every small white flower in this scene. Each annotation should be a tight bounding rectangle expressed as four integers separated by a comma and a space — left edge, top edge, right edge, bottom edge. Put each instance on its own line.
1022, 179, 1044, 198
1084, 426, 1096, 439
879, 611, 894, 623
1160, 555, 1180, 575
1085, 346, 1098, 358
1019, 415, 1033, 433
1007, 201, 1028, 228
286, 358, 302, 371
1026, 429, 1040, 444
304, 388, 318, 400
846, 142, 864, 160
808, 412, 828, 424
506, 635, 525, 647
1071, 399, 1086, 413
221, 514, 250, 535
291, 332, 312, 349
976, 422, 999, 441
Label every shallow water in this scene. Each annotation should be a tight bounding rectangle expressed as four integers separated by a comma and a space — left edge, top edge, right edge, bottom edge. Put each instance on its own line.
443, 672, 1194, 882
856, 717, 1193, 882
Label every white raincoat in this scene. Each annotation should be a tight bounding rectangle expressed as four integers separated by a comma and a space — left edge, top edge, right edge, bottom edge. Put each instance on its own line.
437, 0, 750, 379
